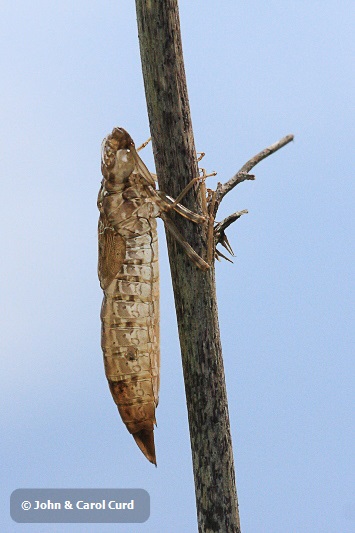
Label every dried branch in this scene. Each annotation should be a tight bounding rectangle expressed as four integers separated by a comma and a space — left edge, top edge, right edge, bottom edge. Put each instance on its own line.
215, 209, 249, 238
215, 134, 294, 212
135, 1, 241, 532
214, 210, 248, 261
210, 135, 293, 265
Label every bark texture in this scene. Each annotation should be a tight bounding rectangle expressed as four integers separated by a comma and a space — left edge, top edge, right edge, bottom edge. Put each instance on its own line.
135, 1, 241, 531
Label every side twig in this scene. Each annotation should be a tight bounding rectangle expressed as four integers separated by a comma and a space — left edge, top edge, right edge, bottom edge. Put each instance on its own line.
214, 210, 248, 261
214, 134, 294, 213
215, 209, 249, 242
208, 135, 294, 263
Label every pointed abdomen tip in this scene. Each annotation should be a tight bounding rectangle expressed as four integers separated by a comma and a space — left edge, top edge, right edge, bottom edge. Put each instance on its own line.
133, 429, 157, 465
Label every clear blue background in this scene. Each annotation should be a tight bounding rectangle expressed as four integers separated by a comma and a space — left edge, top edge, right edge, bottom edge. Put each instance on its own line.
1, 1, 354, 532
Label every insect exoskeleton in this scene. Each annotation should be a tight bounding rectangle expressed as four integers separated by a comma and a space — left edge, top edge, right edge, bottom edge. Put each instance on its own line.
98, 127, 212, 465
98, 127, 160, 465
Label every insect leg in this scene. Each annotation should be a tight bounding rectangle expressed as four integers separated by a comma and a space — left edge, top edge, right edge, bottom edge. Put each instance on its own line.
167, 170, 216, 209
157, 191, 207, 224
206, 189, 217, 265
160, 213, 210, 271
141, 182, 204, 224
136, 137, 152, 152
147, 169, 216, 225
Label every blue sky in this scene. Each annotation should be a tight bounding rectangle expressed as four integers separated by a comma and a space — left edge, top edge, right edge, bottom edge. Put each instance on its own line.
1, 1, 354, 532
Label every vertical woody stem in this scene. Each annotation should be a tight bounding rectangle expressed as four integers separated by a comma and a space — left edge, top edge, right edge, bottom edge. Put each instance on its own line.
135, 1, 241, 531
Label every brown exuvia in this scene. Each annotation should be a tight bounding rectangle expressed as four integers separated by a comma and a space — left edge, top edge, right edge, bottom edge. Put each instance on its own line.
98, 127, 211, 465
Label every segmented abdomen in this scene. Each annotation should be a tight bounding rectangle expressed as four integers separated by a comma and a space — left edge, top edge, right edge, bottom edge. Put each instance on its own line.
99, 203, 159, 464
